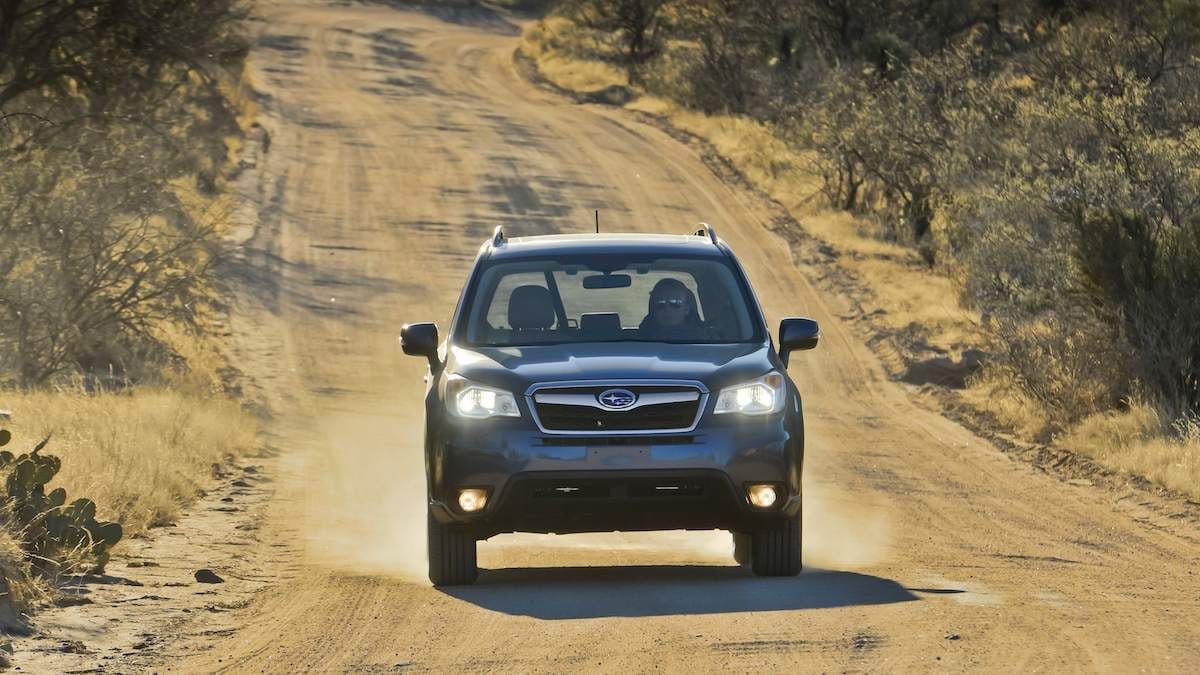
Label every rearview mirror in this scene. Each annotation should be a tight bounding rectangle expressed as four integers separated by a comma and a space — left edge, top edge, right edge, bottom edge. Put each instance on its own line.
400, 322, 440, 371
779, 317, 819, 367
582, 273, 632, 289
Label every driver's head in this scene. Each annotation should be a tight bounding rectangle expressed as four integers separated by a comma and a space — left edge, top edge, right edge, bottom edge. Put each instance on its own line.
649, 278, 694, 327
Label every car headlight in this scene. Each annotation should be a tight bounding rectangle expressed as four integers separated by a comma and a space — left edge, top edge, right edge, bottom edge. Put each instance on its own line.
446, 377, 520, 418
713, 371, 786, 416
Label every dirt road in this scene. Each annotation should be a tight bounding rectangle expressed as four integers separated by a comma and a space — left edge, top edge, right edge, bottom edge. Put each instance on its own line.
161, 1, 1200, 670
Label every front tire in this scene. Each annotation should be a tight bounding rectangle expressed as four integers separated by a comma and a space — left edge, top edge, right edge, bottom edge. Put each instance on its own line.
427, 509, 477, 586
749, 517, 801, 577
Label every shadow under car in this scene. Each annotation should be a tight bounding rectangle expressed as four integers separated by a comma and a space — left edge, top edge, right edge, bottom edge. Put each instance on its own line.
437, 565, 918, 620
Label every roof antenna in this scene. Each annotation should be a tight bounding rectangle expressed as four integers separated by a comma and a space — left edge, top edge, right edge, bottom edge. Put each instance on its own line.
594, 209, 600, 234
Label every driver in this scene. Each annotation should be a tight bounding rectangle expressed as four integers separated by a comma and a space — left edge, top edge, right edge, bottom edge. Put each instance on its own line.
639, 278, 705, 339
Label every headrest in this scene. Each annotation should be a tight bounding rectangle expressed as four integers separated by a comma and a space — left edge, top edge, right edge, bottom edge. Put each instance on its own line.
508, 285, 555, 330
580, 312, 621, 338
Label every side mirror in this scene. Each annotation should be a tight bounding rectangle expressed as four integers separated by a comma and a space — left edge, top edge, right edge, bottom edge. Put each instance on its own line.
779, 317, 819, 367
400, 322, 440, 371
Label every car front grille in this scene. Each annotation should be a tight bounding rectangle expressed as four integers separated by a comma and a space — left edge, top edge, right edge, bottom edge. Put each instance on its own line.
529, 382, 706, 434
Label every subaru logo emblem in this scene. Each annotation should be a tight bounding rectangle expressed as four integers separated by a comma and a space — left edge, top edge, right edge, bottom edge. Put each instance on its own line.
597, 388, 637, 410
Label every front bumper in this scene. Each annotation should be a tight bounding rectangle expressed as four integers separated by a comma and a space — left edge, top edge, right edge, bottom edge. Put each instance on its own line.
428, 415, 802, 538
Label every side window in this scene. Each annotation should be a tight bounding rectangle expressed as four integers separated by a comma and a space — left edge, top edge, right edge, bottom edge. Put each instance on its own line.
484, 272, 554, 330
693, 267, 752, 339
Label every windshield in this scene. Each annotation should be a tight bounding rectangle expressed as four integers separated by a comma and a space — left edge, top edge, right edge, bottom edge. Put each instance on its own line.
459, 254, 763, 347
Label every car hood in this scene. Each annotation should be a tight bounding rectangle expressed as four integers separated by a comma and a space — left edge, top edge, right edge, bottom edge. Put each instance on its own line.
447, 341, 777, 394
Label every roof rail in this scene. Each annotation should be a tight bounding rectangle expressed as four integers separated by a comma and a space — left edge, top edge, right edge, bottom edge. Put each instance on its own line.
491, 225, 505, 247
694, 222, 718, 244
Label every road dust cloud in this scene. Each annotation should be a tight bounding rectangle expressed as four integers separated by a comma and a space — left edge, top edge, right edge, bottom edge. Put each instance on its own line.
476, 471, 894, 571
299, 403, 431, 582
476, 469, 894, 572
297, 393, 890, 580
801, 475, 894, 569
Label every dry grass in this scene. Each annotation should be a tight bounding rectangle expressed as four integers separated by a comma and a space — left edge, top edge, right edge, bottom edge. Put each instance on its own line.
793, 207, 913, 260
537, 54, 627, 93
1, 387, 258, 536
659, 109, 825, 205
962, 364, 1053, 440
0, 337, 253, 630
521, 18, 627, 93
0, 46, 261, 629
1062, 404, 1200, 500
0, 530, 43, 630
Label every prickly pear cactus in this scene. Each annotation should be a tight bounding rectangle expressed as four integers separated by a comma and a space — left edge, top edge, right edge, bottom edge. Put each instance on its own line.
0, 429, 123, 575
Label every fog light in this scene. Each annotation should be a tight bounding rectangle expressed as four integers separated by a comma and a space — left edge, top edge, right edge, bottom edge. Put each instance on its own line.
457, 488, 488, 513
747, 484, 778, 508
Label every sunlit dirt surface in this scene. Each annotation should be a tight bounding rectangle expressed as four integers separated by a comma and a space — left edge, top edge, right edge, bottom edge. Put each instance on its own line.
130, 1, 1200, 671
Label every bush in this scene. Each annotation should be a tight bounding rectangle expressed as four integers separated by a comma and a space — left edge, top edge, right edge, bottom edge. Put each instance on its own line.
0, 0, 248, 389
956, 12, 1200, 417
566, 0, 668, 84
530, 0, 1200, 494
0, 428, 122, 578
989, 314, 1131, 429
0, 132, 226, 388
771, 1, 1200, 421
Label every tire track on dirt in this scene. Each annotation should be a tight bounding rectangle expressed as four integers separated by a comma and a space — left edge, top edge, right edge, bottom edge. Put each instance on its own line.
139, 2, 1200, 672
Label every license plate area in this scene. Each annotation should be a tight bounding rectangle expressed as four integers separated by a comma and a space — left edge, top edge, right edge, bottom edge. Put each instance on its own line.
586, 445, 649, 464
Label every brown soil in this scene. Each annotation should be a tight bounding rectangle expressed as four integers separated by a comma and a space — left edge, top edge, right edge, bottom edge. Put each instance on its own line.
13, 1, 1200, 671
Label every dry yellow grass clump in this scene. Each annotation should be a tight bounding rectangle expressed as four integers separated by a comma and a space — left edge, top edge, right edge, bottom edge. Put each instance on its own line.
1, 387, 258, 536
0, 530, 41, 628
0, 384, 254, 626
962, 365, 1052, 441
1063, 404, 1200, 501
521, 17, 628, 93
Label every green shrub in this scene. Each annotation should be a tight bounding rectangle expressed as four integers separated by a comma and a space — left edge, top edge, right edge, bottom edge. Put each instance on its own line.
0, 429, 122, 577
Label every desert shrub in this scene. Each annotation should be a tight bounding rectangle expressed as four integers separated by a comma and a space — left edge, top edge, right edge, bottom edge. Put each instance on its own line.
955, 9, 1200, 418
859, 31, 912, 79
0, 0, 248, 388
561, 0, 1200, 428
990, 313, 1131, 428
774, 0, 1200, 421
637, 40, 698, 102
0, 428, 122, 578
0, 132, 226, 388
564, 0, 669, 83
671, 0, 766, 114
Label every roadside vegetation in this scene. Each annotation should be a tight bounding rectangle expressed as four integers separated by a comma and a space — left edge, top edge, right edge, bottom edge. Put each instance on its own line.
522, 0, 1200, 499
0, 0, 259, 628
